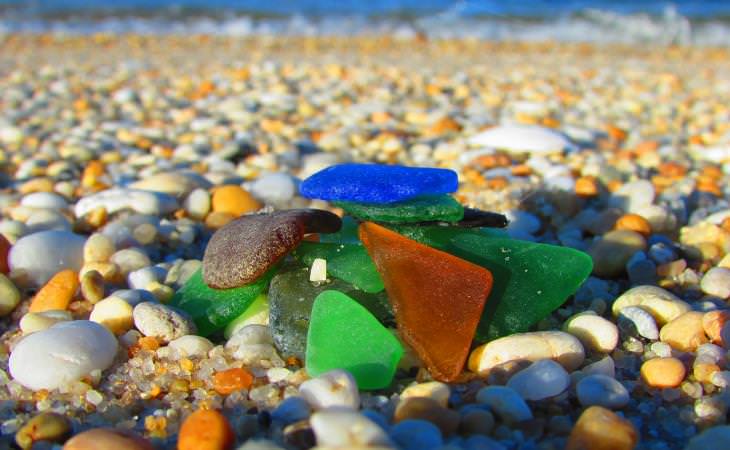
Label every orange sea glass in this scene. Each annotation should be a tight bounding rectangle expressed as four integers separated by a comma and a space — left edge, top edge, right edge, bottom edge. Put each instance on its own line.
359, 221, 493, 381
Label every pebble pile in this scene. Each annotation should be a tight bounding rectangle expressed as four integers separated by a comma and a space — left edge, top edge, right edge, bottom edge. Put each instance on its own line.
2, 35, 730, 450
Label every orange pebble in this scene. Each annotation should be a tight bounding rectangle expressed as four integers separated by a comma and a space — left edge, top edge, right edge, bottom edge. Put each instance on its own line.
614, 214, 652, 237
211, 186, 262, 217
212, 368, 254, 395
702, 310, 730, 345
177, 409, 234, 450
0, 234, 10, 274
29, 270, 79, 313
575, 176, 599, 197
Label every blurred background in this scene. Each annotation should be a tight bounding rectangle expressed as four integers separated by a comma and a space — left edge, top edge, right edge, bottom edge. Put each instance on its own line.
1, 0, 730, 46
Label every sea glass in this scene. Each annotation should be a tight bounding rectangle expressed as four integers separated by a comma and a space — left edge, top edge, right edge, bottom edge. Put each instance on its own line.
223, 293, 270, 338
359, 222, 493, 382
334, 195, 464, 224
268, 265, 393, 359
171, 268, 275, 337
203, 209, 341, 289
393, 225, 593, 341
293, 241, 384, 293
319, 215, 361, 244
306, 290, 404, 390
299, 163, 458, 204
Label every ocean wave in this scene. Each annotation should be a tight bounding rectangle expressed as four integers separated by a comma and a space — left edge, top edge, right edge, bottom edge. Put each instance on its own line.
1, 5, 730, 46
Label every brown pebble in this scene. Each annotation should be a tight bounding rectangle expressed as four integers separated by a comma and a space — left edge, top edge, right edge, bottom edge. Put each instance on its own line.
63, 428, 153, 450
394, 397, 460, 435
566, 406, 638, 450
203, 209, 341, 289
641, 357, 686, 388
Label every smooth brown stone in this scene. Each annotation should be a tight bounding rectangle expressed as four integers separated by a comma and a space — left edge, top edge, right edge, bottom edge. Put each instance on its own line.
63, 428, 153, 450
203, 209, 341, 289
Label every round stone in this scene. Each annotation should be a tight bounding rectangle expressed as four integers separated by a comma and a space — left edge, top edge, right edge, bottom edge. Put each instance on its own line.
588, 230, 646, 278
563, 312, 618, 353
63, 428, 153, 450
0, 273, 21, 316
576, 374, 629, 409
21, 192, 68, 210
9, 321, 118, 390
640, 357, 686, 388
659, 311, 708, 352
132, 302, 196, 343
701, 267, 730, 299
248, 173, 298, 205
211, 185, 262, 217
506, 359, 570, 401
9, 230, 86, 287
612, 285, 690, 325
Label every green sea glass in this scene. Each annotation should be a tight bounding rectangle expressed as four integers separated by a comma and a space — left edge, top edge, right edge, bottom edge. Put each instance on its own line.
334, 195, 464, 223
292, 241, 384, 293
268, 266, 393, 359
224, 293, 270, 339
393, 226, 593, 341
319, 215, 361, 244
306, 290, 404, 390
171, 268, 276, 337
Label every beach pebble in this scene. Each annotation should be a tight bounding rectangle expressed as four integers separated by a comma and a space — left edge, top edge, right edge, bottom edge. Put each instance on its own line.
394, 397, 459, 435
271, 396, 312, 425
617, 306, 659, 340
640, 357, 686, 388
611, 285, 690, 325
168, 335, 214, 358
248, 172, 297, 205
703, 310, 730, 346
468, 331, 585, 375
127, 266, 165, 290
389, 419, 443, 450
29, 269, 79, 313
468, 124, 573, 154
659, 311, 709, 352
583, 356, 616, 378
310, 408, 391, 448
15, 412, 70, 449
211, 185, 262, 217
458, 409, 495, 436
62, 428, 153, 450
109, 248, 151, 277
701, 267, 730, 298
685, 425, 730, 450
299, 369, 360, 410
183, 188, 211, 220
475, 386, 533, 423
588, 230, 646, 278
9, 230, 86, 286
83, 233, 116, 263
506, 359, 570, 400
177, 409, 234, 450
400, 381, 450, 407
607, 180, 655, 213
130, 172, 209, 197
132, 302, 196, 343
563, 312, 618, 353
21, 192, 68, 210
75, 188, 178, 217
19, 310, 72, 334
9, 320, 117, 390
89, 296, 134, 335
0, 273, 20, 316
566, 406, 638, 450
576, 374, 629, 409
25, 209, 72, 233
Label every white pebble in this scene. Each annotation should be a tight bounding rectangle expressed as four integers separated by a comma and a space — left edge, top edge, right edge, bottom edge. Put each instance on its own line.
612, 285, 690, 325
183, 188, 211, 220
309, 258, 327, 282
617, 306, 660, 340
400, 381, 450, 408
468, 124, 573, 154
701, 267, 730, 299
608, 180, 655, 213
9, 230, 86, 286
9, 321, 118, 390
127, 266, 166, 290
109, 248, 151, 277
507, 359, 570, 401
132, 302, 196, 343
89, 296, 134, 335
582, 356, 616, 378
300, 369, 360, 410
469, 331, 585, 374
650, 342, 673, 358
475, 386, 533, 423
20, 192, 68, 211
563, 312, 618, 353
248, 172, 297, 205
711, 371, 730, 388
75, 188, 178, 217
310, 408, 391, 448
576, 374, 629, 409
168, 335, 214, 358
